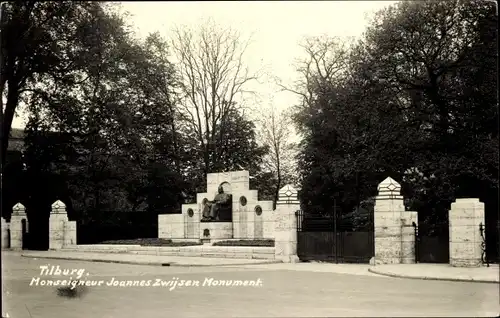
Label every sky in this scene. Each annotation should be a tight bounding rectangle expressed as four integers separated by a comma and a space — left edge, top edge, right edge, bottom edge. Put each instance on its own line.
11, 1, 397, 129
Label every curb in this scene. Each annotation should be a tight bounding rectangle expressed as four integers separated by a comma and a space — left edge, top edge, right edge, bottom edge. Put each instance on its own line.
20, 254, 281, 267
368, 268, 499, 284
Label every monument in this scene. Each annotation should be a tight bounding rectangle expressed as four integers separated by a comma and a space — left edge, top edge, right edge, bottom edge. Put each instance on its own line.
158, 170, 275, 241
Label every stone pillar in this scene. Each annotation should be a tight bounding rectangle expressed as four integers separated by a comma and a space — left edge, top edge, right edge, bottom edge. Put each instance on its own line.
10, 203, 27, 250
49, 200, 76, 249
373, 177, 406, 264
401, 211, 418, 264
449, 198, 485, 267
274, 185, 300, 263
1, 217, 10, 249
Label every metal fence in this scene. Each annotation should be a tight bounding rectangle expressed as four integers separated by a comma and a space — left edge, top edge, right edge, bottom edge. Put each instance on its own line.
76, 211, 158, 244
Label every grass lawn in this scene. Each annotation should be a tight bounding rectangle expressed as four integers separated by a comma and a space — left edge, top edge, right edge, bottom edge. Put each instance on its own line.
98, 238, 202, 246
98, 238, 275, 247
212, 239, 275, 247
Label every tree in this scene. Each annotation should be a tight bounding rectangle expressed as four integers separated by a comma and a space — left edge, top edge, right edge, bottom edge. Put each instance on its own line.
256, 103, 298, 206
20, 2, 139, 216
170, 20, 261, 175
181, 106, 270, 199
285, 36, 368, 215
357, 0, 498, 225
293, 0, 498, 222
0, 1, 108, 167
0, 1, 123, 226
275, 35, 353, 133
21, 3, 183, 221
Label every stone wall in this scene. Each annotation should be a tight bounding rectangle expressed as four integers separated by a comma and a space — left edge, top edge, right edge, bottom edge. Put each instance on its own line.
158, 214, 185, 239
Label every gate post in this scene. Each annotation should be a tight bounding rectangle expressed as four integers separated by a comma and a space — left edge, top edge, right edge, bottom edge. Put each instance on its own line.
449, 198, 484, 267
1, 217, 10, 249
49, 200, 77, 250
401, 211, 418, 264
10, 203, 27, 250
373, 177, 417, 264
274, 185, 300, 263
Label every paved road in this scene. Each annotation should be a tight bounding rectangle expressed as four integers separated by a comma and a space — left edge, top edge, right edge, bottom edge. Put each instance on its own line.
2, 254, 498, 317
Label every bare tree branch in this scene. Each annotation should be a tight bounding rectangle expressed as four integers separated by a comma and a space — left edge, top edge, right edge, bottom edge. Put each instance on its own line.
273, 35, 352, 113
170, 20, 260, 173
256, 103, 299, 205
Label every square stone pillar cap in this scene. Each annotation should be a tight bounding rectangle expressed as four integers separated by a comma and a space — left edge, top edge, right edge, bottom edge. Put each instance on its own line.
51, 200, 67, 213
277, 185, 300, 205
12, 203, 26, 216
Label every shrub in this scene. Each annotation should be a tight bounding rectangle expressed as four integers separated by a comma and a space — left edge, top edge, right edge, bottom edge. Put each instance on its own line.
212, 239, 274, 247
99, 238, 202, 246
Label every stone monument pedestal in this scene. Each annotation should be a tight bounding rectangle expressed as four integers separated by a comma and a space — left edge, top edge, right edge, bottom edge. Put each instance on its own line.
200, 222, 233, 241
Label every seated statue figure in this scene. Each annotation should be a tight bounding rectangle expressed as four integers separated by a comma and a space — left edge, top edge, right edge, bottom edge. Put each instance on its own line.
201, 185, 232, 221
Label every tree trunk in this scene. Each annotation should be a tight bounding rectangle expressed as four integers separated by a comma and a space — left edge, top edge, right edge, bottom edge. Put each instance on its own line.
274, 160, 281, 210
169, 118, 181, 175
428, 72, 449, 146
1, 83, 19, 167
203, 143, 210, 175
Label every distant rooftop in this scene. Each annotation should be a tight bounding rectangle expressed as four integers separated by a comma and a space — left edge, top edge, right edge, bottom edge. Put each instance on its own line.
8, 128, 25, 152
10, 128, 24, 139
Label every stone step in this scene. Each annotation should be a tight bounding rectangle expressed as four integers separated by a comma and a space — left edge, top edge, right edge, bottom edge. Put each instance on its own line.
59, 245, 276, 260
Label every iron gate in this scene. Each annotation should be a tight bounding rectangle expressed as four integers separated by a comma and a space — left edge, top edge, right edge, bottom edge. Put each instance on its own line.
296, 208, 374, 263
484, 219, 500, 264
480, 221, 500, 265
413, 222, 449, 263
